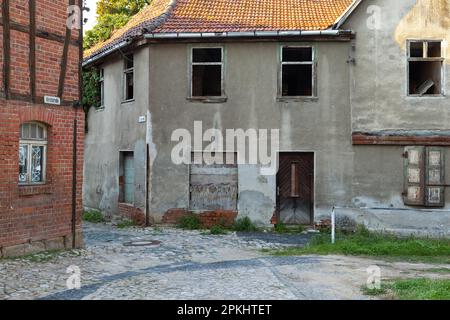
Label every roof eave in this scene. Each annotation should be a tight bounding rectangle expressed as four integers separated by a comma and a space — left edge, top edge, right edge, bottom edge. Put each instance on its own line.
332, 0, 363, 29
83, 29, 354, 66
144, 29, 353, 39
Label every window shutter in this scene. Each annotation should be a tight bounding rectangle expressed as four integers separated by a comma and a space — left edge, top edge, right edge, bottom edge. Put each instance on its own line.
425, 147, 445, 207
403, 146, 425, 205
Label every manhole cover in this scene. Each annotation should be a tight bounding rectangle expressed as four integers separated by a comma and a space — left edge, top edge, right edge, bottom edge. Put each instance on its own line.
123, 240, 161, 247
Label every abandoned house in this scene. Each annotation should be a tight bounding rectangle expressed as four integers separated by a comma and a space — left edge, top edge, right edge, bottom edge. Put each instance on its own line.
83, 0, 450, 236
0, 0, 84, 257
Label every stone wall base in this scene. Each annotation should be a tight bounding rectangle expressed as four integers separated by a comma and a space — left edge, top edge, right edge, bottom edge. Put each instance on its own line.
0, 231, 84, 259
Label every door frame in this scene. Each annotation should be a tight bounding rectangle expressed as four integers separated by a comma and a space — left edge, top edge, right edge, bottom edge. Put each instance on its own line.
276, 151, 316, 225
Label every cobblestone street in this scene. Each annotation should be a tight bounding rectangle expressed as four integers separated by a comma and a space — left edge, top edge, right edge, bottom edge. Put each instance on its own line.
1, 223, 447, 300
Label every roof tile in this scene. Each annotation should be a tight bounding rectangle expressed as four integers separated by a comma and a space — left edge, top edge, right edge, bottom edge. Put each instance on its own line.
84, 0, 355, 61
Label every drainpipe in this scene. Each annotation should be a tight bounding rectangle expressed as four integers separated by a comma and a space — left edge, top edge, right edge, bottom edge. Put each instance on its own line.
331, 206, 336, 244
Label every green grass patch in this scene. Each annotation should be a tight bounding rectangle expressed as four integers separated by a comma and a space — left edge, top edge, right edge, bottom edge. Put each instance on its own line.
388, 278, 450, 300
177, 215, 202, 230
361, 285, 388, 296
5, 249, 82, 263
422, 268, 450, 274
233, 217, 259, 232
274, 222, 306, 234
82, 209, 105, 223
360, 278, 450, 300
116, 219, 136, 229
268, 225, 450, 263
208, 225, 229, 235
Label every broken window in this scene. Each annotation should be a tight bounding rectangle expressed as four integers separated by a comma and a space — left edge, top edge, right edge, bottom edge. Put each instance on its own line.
191, 47, 223, 97
408, 40, 444, 96
119, 151, 134, 204
98, 68, 104, 109
280, 46, 315, 97
123, 54, 134, 101
403, 146, 445, 207
19, 122, 47, 184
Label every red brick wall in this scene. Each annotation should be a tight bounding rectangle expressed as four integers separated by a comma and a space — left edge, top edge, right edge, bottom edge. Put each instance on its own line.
162, 209, 238, 228
0, 101, 84, 249
118, 203, 146, 226
0, 0, 83, 255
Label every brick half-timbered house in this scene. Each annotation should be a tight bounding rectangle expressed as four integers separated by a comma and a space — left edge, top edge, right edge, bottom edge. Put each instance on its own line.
0, 0, 84, 257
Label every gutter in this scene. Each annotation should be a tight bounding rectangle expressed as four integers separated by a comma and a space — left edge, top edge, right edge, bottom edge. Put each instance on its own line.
83, 29, 353, 66
332, 0, 363, 29
82, 40, 130, 67
144, 29, 352, 39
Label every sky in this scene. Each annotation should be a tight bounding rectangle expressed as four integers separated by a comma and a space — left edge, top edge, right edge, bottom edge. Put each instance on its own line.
83, 0, 98, 32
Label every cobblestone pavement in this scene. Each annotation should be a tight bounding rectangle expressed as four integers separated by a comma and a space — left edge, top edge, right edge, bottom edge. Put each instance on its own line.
1, 223, 447, 300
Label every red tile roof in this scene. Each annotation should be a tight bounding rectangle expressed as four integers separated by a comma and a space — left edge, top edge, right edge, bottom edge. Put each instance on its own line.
84, 0, 356, 61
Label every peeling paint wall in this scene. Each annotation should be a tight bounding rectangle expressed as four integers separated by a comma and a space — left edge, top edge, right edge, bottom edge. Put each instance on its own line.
344, 0, 450, 132
336, 0, 450, 236
395, 0, 450, 61
83, 48, 149, 218
147, 42, 353, 225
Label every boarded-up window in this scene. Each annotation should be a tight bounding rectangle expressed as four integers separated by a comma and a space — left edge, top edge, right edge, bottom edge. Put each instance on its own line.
119, 151, 134, 204
189, 152, 238, 211
403, 146, 445, 207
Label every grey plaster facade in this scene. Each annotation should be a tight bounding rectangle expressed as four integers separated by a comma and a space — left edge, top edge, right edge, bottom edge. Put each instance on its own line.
83, 0, 450, 235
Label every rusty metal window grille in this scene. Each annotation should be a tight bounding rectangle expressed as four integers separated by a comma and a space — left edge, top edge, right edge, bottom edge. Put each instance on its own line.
280, 46, 315, 97
407, 40, 444, 96
191, 47, 224, 97
19, 122, 47, 184
123, 54, 134, 101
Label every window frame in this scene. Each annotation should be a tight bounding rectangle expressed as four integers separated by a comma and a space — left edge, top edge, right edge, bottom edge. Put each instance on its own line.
188, 46, 226, 101
122, 54, 135, 103
406, 39, 445, 98
278, 44, 317, 100
19, 122, 48, 185
98, 68, 105, 109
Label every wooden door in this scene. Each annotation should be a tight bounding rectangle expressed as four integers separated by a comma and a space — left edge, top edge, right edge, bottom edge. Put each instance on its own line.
277, 153, 314, 225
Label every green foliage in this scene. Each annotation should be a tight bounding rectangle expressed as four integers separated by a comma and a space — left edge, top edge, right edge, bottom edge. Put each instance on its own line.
83, 1, 151, 113
96, 0, 151, 17
361, 285, 388, 296
389, 278, 450, 300
84, 0, 151, 50
233, 217, 259, 232
177, 215, 202, 230
82, 209, 105, 223
209, 225, 228, 235
4, 249, 82, 262
423, 268, 450, 274
82, 68, 100, 109
269, 225, 450, 263
83, 13, 130, 50
361, 278, 450, 300
116, 219, 136, 229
